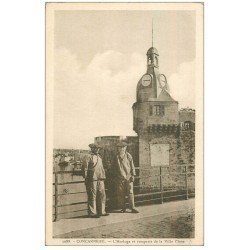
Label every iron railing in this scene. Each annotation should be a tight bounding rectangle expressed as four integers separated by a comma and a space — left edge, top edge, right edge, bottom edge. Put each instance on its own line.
53, 164, 195, 221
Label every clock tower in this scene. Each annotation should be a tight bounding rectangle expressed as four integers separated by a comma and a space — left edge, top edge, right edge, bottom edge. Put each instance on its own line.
132, 47, 180, 188
133, 47, 179, 134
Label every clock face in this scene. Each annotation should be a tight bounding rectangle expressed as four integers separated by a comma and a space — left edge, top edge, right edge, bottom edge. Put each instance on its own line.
142, 74, 151, 87
159, 74, 167, 88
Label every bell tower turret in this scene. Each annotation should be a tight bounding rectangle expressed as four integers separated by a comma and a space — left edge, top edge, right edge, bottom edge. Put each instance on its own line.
147, 47, 159, 70
132, 46, 178, 134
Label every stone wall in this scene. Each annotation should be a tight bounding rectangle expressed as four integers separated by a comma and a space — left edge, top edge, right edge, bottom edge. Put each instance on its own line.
138, 128, 195, 193
179, 108, 195, 123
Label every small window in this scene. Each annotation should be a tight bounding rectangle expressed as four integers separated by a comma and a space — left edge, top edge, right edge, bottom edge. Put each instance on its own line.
152, 105, 164, 116
155, 56, 158, 67
149, 106, 153, 115
184, 121, 190, 129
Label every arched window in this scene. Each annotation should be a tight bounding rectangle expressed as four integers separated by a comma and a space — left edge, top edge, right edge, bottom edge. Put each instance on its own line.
155, 56, 158, 67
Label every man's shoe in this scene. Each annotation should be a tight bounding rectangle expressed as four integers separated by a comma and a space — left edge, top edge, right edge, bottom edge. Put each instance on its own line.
100, 213, 110, 216
121, 209, 126, 213
131, 208, 139, 213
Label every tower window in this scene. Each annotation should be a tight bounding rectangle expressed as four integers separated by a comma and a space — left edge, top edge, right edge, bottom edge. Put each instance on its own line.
151, 105, 165, 116
184, 121, 190, 129
149, 106, 153, 116
155, 56, 158, 67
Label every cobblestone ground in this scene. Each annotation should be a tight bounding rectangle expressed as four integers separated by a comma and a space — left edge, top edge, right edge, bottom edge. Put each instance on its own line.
58, 209, 194, 238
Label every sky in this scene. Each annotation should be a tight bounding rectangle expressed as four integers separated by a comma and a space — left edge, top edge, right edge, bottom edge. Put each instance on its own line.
54, 10, 196, 149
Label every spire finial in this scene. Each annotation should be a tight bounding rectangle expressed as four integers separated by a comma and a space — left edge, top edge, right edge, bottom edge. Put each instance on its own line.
152, 18, 154, 47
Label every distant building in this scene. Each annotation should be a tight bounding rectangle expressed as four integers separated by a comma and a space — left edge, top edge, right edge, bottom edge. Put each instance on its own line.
53, 148, 89, 171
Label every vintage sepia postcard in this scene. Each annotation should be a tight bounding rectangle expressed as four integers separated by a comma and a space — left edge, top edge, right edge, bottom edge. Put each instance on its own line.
46, 2, 203, 246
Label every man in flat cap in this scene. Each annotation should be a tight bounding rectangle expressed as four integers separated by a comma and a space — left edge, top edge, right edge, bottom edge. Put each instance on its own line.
114, 141, 139, 213
82, 143, 109, 218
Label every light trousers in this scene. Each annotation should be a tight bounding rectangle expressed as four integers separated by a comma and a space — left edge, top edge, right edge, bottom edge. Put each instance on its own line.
85, 180, 106, 215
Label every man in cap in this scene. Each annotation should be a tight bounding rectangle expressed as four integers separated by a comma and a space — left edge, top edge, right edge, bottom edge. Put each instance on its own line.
82, 143, 109, 218
114, 141, 139, 213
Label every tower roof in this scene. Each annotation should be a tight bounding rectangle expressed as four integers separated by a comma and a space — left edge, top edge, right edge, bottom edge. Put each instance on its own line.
147, 47, 159, 56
